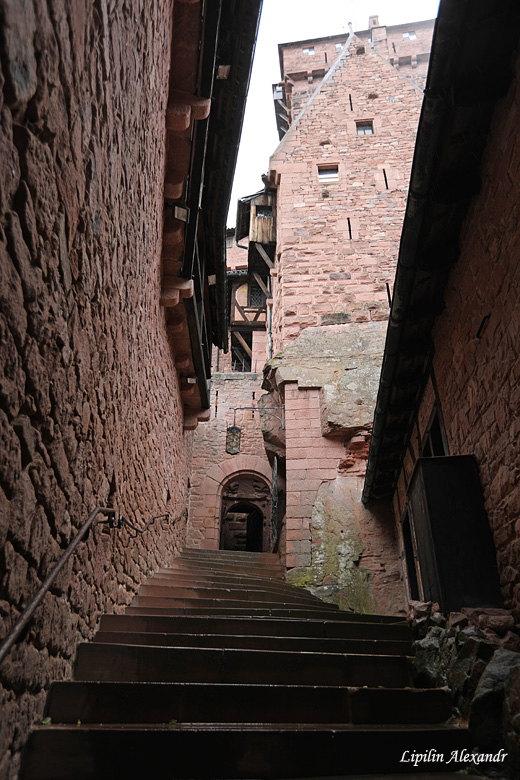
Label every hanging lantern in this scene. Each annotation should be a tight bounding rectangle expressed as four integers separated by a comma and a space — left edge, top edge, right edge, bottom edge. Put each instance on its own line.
225, 425, 242, 455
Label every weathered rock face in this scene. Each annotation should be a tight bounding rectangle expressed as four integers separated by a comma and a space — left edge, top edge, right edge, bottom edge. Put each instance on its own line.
285, 476, 404, 615
285, 479, 376, 613
412, 606, 520, 777
0, 1, 192, 776
263, 321, 386, 436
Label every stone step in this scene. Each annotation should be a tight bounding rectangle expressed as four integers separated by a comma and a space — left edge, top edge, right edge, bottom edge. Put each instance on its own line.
272, 776, 483, 780
164, 560, 285, 577
99, 614, 411, 641
149, 570, 298, 588
137, 584, 323, 604
93, 630, 412, 655
123, 605, 405, 622
131, 596, 341, 611
143, 576, 323, 601
74, 643, 412, 687
46, 681, 453, 725
21, 725, 471, 779
181, 548, 281, 562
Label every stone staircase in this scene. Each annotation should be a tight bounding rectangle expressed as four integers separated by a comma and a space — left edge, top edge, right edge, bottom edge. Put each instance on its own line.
21, 549, 475, 779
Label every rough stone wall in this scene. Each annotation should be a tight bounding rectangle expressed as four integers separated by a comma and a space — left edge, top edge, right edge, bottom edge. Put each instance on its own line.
187, 373, 271, 548
269, 35, 423, 352
0, 2, 193, 776
279, 36, 348, 118
419, 54, 520, 617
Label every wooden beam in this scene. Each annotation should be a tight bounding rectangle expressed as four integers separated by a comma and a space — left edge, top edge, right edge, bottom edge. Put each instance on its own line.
255, 242, 274, 269
253, 272, 272, 299
234, 331, 252, 357
234, 300, 248, 321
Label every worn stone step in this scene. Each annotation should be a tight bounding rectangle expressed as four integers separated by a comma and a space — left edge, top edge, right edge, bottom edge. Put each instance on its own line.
131, 596, 341, 611
165, 560, 285, 577
123, 604, 405, 621
21, 725, 471, 779
93, 630, 412, 655
272, 776, 483, 780
46, 681, 452, 725
138, 584, 322, 604
144, 576, 323, 601
149, 570, 297, 588
74, 643, 412, 686
99, 614, 411, 641
181, 548, 281, 562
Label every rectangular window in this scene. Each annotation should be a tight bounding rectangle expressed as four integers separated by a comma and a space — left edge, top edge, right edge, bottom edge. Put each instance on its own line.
403, 31, 417, 40
302, 47, 314, 56
248, 282, 264, 308
256, 205, 272, 219
356, 121, 374, 136
318, 165, 339, 183
335, 42, 344, 50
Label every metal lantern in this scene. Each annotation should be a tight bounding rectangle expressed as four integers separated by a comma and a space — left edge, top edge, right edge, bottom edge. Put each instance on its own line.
225, 425, 242, 455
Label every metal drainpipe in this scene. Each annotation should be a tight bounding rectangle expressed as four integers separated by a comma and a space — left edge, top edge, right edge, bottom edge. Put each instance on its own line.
267, 276, 273, 359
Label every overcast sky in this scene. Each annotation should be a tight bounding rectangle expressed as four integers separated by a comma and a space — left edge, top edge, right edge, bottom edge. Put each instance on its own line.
227, 0, 440, 226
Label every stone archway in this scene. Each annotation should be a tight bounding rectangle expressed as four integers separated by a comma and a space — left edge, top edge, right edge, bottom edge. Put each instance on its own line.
220, 474, 271, 551
187, 455, 272, 550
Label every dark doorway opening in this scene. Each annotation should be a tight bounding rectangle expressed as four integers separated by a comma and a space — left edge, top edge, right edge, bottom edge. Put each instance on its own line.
220, 502, 264, 552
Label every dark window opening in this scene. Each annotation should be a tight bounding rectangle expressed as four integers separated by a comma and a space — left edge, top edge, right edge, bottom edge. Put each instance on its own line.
347, 217, 352, 239
402, 509, 420, 600
231, 330, 252, 372
383, 168, 389, 189
421, 409, 448, 457
349, 93, 353, 111
356, 120, 374, 136
256, 205, 273, 219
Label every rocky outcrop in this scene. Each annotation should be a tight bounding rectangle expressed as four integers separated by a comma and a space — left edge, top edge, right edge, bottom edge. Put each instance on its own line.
262, 321, 386, 437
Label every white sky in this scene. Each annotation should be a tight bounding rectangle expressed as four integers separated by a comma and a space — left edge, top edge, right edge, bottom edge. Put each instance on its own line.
227, 0, 440, 226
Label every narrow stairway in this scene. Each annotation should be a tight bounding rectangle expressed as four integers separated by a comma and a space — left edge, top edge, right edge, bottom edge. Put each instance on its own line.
21, 549, 473, 779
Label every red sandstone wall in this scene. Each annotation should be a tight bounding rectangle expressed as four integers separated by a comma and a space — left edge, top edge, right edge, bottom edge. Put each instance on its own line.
279, 20, 434, 124
427, 57, 520, 616
269, 36, 423, 352
390, 53, 520, 616
0, 2, 192, 775
358, 20, 434, 91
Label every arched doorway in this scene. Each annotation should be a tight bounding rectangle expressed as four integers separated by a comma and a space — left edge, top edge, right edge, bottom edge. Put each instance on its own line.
220, 474, 271, 552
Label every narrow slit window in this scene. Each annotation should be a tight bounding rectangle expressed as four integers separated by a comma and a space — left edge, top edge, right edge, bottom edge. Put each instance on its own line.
318, 165, 339, 183
356, 120, 374, 136
349, 94, 353, 111
347, 217, 352, 239
383, 169, 389, 189
302, 47, 314, 56
248, 282, 264, 308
